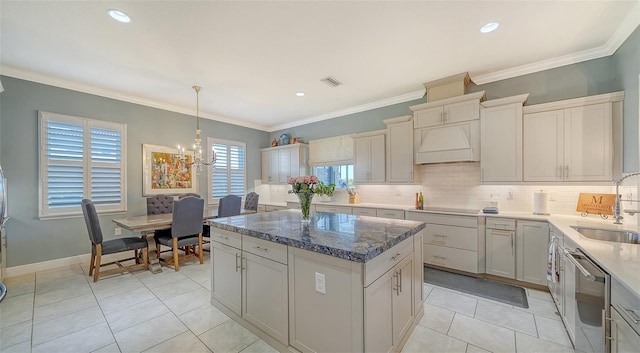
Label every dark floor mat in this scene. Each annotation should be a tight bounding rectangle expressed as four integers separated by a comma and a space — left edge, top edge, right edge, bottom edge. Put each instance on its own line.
425, 266, 529, 308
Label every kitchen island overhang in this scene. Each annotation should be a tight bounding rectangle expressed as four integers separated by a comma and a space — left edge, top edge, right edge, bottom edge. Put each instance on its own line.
208, 210, 426, 353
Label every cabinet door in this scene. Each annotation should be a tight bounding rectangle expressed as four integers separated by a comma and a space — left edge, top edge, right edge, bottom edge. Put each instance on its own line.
611, 307, 640, 353
481, 103, 522, 182
516, 221, 549, 285
369, 134, 386, 183
354, 137, 371, 183
261, 150, 271, 184
485, 229, 516, 279
269, 150, 279, 184
242, 252, 289, 344
523, 110, 564, 181
211, 242, 242, 315
413, 106, 443, 128
445, 99, 480, 124
563, 252, 576, 342
393, 254, 414, 344
277, 148, 291, 183
564, 103, 612, 181
364, 269, 394, 353
386, 120, 414, 183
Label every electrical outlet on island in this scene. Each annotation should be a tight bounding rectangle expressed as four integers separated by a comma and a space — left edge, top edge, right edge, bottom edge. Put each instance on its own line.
114, 227, 122, 236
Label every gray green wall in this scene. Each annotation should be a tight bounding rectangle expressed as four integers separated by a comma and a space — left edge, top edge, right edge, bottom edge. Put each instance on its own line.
613, 26, 640, 172
0, 77, 269, 267
270, 99, 425, 141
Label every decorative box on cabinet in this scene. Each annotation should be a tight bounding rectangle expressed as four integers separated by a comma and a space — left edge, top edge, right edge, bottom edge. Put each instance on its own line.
384, 115, 419, 183
353, 130, 386, 184
480, 94, 529, 182
410, 91, 486, 129
523, 92, 624, 182
261, 143, 309, 184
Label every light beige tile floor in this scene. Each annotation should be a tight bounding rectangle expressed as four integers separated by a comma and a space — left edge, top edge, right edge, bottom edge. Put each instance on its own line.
0, 255, 575, 353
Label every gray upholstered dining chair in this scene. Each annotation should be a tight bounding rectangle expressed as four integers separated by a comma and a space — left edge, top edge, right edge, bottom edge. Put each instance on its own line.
244, 192, 259, 212
154, 196, 204, 271
219, 194, 242, 217
146, 194, 174, 215
82, 199, 148, 282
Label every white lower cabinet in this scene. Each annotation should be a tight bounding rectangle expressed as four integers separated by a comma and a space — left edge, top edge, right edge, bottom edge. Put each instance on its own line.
406, 211, 481, 274
485, 228, 516, 279
242, 252, 288, 344
211, 231, 289, 345
610, 306, 640, 353
365, 253, 414, 353
516, 221, 549, 285
211, 241, 242, 314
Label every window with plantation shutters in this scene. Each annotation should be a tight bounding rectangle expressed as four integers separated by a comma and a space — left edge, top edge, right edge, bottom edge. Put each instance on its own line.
39, 111, 127, 219
208, 137, 245, 202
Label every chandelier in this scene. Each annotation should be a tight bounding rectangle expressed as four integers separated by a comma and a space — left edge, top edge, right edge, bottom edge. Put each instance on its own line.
178, 86, 216, 174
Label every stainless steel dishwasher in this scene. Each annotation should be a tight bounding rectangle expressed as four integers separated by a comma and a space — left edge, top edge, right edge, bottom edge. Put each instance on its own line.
564, 248, 610, 353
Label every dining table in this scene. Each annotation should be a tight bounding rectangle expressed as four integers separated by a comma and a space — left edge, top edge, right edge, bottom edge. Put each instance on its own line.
113, 208, 257, 273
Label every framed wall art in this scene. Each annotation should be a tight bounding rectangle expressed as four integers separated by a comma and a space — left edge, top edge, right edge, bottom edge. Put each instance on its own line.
142, 144, 197, 196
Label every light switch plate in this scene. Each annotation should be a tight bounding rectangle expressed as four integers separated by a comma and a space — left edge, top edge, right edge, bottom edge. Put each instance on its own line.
315, 272, 326, 294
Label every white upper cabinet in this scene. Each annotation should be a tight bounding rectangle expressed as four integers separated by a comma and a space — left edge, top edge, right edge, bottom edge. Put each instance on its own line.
261, 144, 309, 184
523, 92, 623, 182
384, 116, 417, 183
353, 130, 386, 184
411, 91, 485, 129
480, 94, 529, 182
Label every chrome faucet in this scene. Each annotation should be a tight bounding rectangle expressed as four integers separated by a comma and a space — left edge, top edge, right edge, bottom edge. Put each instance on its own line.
613, 172, 640, 224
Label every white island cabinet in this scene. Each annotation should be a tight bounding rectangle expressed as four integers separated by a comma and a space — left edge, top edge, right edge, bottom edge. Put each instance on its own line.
209, 210, 425, 353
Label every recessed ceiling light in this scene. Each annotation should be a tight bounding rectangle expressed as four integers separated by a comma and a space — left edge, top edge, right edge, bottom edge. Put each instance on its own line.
107, 9, 131, 23
480, 22, 499, 34
296, 92, 305, 97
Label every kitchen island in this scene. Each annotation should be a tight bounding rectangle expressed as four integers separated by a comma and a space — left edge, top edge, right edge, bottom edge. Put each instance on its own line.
208, 209, 426, 353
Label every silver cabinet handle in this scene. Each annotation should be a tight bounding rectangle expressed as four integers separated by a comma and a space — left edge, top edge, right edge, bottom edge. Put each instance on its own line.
616, 304, 640, 324
235, 253, 240, 272
565, 165, 569, 179
398, 268, 403, 293
562, 249, 597, 281
241, 255, 247, 271
390, 253, 402, 261
254, 246, 268, 252
392, 271, 399, 294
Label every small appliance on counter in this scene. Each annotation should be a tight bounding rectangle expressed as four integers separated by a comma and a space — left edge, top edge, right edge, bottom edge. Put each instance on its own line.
482, 207, 499, 214
347, 188, 360, 204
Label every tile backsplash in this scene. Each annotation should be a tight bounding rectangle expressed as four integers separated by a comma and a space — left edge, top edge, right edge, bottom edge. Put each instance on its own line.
260, 162, 640, 223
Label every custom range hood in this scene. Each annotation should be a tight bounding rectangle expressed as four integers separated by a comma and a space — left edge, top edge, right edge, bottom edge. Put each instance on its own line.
411, 73, 484, 164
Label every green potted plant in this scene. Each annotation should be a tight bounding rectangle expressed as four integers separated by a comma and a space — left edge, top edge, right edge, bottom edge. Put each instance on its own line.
316, 181, 336, 202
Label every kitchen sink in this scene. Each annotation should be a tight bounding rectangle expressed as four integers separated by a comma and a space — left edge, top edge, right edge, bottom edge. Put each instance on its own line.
571, 226, 640, 244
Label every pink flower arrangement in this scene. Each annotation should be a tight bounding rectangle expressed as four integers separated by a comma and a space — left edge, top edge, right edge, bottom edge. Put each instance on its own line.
288, 175, 319, 194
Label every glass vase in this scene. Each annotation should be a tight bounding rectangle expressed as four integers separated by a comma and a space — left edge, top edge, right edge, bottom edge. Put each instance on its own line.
297, 192, 314, 223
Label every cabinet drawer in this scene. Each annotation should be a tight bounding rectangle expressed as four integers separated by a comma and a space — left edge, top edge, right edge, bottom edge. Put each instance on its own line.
243, 236, 288, 265
376, 209, 405, 220
424, 245, 478, 273
611, 278, 640, 334
406, 212, 477, 228
486, 218, 516, 230
352, 207, 377, 217
364, 236, 413, 287
210, 228, 242, 249
315, 204, 352, 214
425, 224, 478, 251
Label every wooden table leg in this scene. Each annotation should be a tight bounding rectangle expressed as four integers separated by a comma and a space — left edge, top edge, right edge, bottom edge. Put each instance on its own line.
142, 231, 162, 274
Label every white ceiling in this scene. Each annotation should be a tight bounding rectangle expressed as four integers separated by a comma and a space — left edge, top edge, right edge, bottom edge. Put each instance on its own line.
1, 1, 639, 132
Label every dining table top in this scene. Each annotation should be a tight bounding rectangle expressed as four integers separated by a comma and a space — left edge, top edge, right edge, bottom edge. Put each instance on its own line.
112, 208, 257, 233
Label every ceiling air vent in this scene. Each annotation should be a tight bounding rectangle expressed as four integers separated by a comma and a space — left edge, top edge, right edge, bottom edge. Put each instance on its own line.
320, 76, 342, 87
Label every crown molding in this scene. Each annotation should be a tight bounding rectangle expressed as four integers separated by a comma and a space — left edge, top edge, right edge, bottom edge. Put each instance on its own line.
267, 89, 425, 132
0, 65, 271, 132
471, 2, 640, 85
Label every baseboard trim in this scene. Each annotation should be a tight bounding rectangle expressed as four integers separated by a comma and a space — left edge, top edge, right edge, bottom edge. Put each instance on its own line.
5, 254, 91, 277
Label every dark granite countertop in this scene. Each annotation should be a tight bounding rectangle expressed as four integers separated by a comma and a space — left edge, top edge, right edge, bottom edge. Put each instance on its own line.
209, 209, 426, 263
